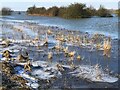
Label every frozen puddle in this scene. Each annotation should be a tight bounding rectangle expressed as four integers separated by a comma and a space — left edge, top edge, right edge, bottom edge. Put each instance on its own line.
69, 64, 118, 83
16, 61, 62, 88
15, 65, 39, 89
31, 68, 62, 80
17, 61, 62, 80
20, 73, 39, 89
16, 61, 118, 85
1, 44, 25, 52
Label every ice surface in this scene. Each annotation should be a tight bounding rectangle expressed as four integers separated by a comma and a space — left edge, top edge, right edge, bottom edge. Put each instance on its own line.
69, 65, 118, 83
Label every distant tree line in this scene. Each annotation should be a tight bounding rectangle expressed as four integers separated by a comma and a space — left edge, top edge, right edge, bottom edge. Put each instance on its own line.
27, 3, 113, 19
0, 7, 13, 15
97, 5, 113, 17
118, 9, 120, 17
115, 9, 120, 17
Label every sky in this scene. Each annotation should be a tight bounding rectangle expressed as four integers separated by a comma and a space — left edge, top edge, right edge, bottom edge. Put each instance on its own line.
0, 0, 119, 11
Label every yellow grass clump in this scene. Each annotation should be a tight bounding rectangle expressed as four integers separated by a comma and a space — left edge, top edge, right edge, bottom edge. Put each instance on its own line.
63, 47, 68, 54
24, 61, 31, 72
48, 52, 53, 60
68, 51, 75, 57
47, 29, 53, 35
2, 50, 11, 58
103, 39, 111, 57
77, 55, 81, 60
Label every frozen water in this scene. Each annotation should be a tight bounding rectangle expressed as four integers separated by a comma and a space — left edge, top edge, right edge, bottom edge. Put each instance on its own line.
69, 65, 118, 83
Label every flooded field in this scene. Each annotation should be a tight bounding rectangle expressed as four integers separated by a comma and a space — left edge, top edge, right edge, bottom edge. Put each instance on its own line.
0, 17, 119, 89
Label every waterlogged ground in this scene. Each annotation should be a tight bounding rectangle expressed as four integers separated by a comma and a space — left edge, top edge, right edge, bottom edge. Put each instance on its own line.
0, 20, 119, 89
